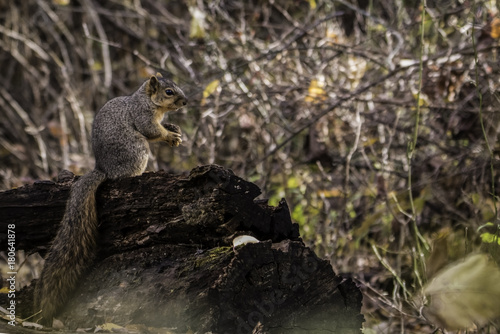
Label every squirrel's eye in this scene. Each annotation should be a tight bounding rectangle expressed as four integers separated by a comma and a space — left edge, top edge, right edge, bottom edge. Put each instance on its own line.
165, 89, 174, 96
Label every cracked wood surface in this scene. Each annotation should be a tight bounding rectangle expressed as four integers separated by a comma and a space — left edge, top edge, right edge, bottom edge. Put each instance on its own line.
0, 165, 363, 333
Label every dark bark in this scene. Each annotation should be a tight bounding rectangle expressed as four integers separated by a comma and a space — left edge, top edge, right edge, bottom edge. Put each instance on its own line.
0, 165, 363, 333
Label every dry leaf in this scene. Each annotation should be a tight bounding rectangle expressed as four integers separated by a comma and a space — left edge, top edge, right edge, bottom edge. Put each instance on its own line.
305, 76, 327, 103
347, 56, 367, 89
97, 322, 127, 332
201, 79, 220, 105
53, 0, 70, 5
189, 6, 207, 39
423, 253, 500, 330
490, 17, 500, 39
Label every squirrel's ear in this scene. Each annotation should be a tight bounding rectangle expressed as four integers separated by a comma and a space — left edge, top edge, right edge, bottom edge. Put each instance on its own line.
149, 75, 159, 84
147, 75, 160, 95
155, 72, 163, 78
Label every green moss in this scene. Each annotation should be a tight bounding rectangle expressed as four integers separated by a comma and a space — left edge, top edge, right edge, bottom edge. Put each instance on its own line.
194, 246, 232, 269
177, 246, 233, 277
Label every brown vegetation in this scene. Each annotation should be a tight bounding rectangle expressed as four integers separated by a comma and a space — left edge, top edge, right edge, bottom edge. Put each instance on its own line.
1, 0, 500, 332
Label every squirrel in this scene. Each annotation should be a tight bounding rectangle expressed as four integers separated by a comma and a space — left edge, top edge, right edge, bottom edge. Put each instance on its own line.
34, 73, 187, 326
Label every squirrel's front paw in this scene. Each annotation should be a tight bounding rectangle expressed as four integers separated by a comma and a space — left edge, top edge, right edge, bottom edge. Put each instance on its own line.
163, 123, 181, 135
165, 132, 182, 147
162, 123, 182, 147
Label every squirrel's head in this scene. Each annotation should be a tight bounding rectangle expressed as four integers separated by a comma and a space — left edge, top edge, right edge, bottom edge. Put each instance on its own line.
145, 73, 187, 111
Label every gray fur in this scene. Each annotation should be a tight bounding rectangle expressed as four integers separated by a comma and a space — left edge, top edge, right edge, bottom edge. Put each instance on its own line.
34, 75, 186, 326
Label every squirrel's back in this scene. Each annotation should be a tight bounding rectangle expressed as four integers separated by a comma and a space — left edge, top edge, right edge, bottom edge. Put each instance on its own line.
92, 95, 150, 179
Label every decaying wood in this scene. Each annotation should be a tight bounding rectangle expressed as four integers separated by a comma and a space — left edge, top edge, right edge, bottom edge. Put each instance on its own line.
0, 165, 363, 333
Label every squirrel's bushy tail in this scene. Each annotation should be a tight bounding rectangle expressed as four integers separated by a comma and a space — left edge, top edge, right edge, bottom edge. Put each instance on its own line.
34, 169, 106, 326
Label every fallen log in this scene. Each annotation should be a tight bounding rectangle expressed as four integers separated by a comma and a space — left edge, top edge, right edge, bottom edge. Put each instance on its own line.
0, 165, 363, 333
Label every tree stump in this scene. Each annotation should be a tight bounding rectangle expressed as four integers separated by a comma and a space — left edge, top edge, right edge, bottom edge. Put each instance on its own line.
0, 165, 363, 333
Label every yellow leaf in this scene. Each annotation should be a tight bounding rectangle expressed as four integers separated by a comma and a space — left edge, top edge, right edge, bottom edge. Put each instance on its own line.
305, 78, 327, 103
189, 6, 207, 39
317, 189, 342, 198
480, 232, 500, 245
92, 61, 103, 72
53, 0, 70, 5
309, 0, 317, 9
362, 137, 378, 147
201, 80, 220, 105
203, 80, 220, 99
100, 323, 125, 331
423, 253, 500, 330
491, 17, 500, 39
287, 176, 300, 189
326, 27, 340, 43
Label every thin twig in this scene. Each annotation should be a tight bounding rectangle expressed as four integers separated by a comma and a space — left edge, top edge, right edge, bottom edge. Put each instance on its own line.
342, 104, 362, 224
405, 0, 428, 291
0, 88, 49, 173
258, 64, 414, 164
0, 24, 50, 61
82, 0, 112, 90
471, 4, 498, 220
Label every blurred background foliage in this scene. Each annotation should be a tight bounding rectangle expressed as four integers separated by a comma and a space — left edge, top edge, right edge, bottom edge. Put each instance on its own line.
1, 0, 500, 332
